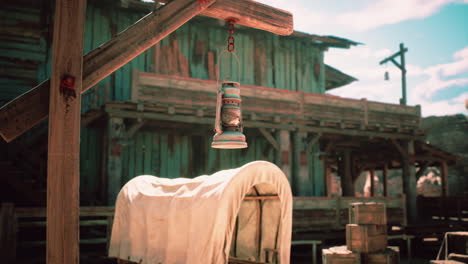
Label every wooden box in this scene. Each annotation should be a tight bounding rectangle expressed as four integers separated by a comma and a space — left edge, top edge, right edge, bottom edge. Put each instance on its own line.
349, 202, 387, 225
323, 246, 360, 264
363, 246, 400, 264
346, 224, 387, 253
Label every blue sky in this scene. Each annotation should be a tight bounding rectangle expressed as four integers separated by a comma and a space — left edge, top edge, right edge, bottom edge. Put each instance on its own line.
258, 0, 468, 117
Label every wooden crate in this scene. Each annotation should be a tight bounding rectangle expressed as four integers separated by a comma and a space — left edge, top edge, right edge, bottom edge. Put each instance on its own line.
346, 224, 387, 253
323, 246, 360, 264
349, 202, 387, 225
362, 246, 400, 264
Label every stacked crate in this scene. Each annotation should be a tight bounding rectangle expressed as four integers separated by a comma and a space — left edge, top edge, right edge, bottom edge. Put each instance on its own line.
323, 203, 400, 264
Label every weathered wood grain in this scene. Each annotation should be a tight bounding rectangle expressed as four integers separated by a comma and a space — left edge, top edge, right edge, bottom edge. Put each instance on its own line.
0, 0, 216, 142
0, 203, 16, 263
46, 0, 86, 264
157, 0, 293, 35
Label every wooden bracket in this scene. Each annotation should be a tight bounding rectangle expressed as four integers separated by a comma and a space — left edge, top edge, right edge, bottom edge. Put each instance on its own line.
324, 140, 335, 153
126, 120, 146, 138
259, 127, 279, 151
305, 133, 321, 153
415, 161, 430, 179
391, 138, 407, 158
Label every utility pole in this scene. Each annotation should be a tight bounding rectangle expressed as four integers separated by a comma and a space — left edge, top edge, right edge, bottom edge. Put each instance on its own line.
379, 43, 408, 105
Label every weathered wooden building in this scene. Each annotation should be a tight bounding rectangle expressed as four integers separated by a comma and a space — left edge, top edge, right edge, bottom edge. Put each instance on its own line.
0, 0, 364, 205
0, 0, 463, 263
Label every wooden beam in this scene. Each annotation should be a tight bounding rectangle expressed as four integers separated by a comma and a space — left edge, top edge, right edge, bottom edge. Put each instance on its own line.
383, 163, 388, 197
258, 128, 279, 151
0, 0, 217, 142
305, 133, 321, 153
0, 203, 16, 263
391, 139, 407, 158
342, 149, 353, 196
441, 161, 449, 197
126, 120, 146, 138
107, 117, 125, 204
47, 0, 86, 264
294, 131, 310, 196
415, 161, 430, 179
142, 0, 293, 36
369, 168, 375, 197
277, 130, 292, 185
401, 140, 417, 223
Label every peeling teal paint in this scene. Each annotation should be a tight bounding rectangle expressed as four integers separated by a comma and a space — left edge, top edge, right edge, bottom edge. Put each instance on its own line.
1, 2, 327, 200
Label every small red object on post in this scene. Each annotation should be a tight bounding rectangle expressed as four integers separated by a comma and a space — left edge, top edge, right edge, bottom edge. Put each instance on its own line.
60, 74, 76, 98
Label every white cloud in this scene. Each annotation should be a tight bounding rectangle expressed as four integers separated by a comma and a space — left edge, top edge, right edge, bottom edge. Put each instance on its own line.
337, 0, 457, 32
258, 0, 465, 33
328, 46, 468, 117
414, 96, 467, 116
412, 46, 468, 100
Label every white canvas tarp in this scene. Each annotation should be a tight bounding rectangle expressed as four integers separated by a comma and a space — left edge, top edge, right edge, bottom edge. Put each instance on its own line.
109, 161, 293, 264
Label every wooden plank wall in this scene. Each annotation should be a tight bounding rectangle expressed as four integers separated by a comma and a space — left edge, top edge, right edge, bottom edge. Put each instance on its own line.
1, 2, 326, 202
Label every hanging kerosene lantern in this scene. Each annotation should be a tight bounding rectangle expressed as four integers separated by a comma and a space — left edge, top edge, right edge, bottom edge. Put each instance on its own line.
211, 19, 248, 149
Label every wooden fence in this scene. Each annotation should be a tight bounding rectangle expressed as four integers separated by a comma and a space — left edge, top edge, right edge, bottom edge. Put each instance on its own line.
418, 196, 468, 223
1, 196, 408, 261
293, 196, 407, 232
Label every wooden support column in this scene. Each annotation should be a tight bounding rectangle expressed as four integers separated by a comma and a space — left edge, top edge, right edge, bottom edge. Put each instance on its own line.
401, 140, 417, 223
441, 161, 449, 197
0, 203, 16, 264
324, 159, 331, 197
342, 149, 354, 196
369, 168, 375, 197
107, 117, 125, 204
294, 131, 311, 196
47, 1, 86, 264
276, 130, 292, 187
383, 163, 388, 197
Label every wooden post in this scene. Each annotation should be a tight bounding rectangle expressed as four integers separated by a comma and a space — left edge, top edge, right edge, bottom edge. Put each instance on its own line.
324, 159, 331, 197
441, 161, 449, 220
47, 0, 86, 264
369, 168, 375, 197
0, 203, 16, 264
107, 117, 125, 204
401, 140, 417, 223
441, 161, 448, 197
277, 130, 292, 187
294, 132, 311, 196
379, 43, 408, 105
383, 163, 388, 197
342, 149, 354, 196
100, 126, 109, 203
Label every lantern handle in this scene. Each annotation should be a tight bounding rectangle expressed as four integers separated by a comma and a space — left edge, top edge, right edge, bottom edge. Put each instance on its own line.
217, 49, 241, 83
214, 89, 223, 134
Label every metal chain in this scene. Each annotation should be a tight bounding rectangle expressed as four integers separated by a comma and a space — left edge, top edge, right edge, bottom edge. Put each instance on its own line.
227, 20, 235, 53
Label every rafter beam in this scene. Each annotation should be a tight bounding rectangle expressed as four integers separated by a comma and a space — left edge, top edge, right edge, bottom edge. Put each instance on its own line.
142, 0, 293, 35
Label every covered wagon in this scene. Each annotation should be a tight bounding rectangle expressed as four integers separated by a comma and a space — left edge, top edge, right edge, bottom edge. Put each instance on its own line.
109, 161, 293, 264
